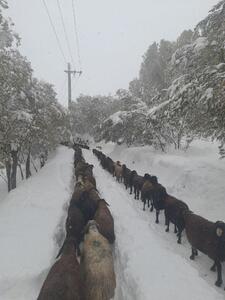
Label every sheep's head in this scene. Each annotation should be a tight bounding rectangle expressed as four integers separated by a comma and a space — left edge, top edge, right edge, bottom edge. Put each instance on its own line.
150, 176, 158, 184
131, 170, 137, 178
215, 221, 225, 240
144, 173, 151, 181
84, 220, 99, 234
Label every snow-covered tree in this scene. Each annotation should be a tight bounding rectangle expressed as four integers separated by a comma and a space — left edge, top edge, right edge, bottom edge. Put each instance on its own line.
0, 3, 70, 190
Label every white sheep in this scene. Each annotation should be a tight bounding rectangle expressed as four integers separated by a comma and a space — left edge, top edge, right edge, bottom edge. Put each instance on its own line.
81, 220, 116, 300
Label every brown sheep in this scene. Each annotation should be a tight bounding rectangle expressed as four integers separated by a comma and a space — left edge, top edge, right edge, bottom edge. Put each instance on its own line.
75, 161, 90, 181
65, 206, 85, 255
122, 164, 132, 190
103, 157, 115, 175
130, 170, 144, 200
148, 176, 167, 223
94, 199, 115, 244
184, 211, 225, 287
164, 196, 189, 244
37, 237, 84, 300
74, 147, 84, 168
70, 179, 99, 223
81, 220, 116, 300
141, 173, 153, 211
70, 180, 95, 207
114, 161, 123, 182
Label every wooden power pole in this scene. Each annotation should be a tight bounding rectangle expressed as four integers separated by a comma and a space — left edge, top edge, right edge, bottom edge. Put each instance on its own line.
64, 62, 82, 108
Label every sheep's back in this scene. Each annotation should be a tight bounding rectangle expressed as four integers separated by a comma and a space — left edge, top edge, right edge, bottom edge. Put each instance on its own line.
133, 175, 144, 189
38, 255, 84, 300
141, 181, 153, 195
94, 205, 115, 243
152, 184, 167, 209
185, 214, 218, 260
82, 233, 116, 300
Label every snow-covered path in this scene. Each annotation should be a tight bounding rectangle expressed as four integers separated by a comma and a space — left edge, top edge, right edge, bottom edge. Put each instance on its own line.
83, 149, 224, 300
0, 146, 74, 300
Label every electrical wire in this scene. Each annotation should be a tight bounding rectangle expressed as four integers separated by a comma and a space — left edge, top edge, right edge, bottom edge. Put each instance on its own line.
72, 0, 82, 70
56, 0, 76, 67
41, 0, 67, 65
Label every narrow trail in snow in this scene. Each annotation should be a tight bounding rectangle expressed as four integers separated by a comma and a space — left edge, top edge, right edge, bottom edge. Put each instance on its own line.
83, 149, 224, 300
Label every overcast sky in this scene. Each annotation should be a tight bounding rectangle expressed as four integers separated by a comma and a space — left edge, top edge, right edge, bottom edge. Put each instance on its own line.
7, 0, 218, 107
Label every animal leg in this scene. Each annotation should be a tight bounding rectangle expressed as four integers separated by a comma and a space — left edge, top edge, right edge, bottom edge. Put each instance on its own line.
155, 210, 159, 224
165, 213, 169, 231
143, 199, 146, 211
190, 247, 196, 260
177, 229, 182, 244
137, 189, 140, 200
130, 186, 132, 194
150, 201, 154, 212
215, 260, 222, 287
174, 225, 178, 234
165, 220, 170, 232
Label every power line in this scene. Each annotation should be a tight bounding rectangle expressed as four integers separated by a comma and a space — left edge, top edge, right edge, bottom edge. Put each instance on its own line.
56, 0, 75, 68
41, 0, 67, 64
72, 0, 82, 70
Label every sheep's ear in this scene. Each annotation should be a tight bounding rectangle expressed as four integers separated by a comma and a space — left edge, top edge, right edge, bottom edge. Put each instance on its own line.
101, 199, 110, 206
56, 239, 65, 259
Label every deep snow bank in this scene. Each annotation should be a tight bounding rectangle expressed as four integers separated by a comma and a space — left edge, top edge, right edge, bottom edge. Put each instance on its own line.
99, 140, 225, 221
0, 146, 74, 300
83, 148, 224, 300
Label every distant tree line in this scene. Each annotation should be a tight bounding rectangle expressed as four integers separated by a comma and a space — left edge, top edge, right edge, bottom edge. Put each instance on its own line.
70, 1, 225, 156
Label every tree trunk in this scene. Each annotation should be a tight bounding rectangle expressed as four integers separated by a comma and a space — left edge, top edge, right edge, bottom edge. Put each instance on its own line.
5, 158, 11, 192
26, 150, 32, 179
11, 150, 18, 190
18, 164, 24, 180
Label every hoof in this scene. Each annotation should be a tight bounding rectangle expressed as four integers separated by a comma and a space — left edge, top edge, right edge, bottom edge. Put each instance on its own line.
143, 208, 145, 211
190, 255, 195, 260
215, 280, 222, 287
177, 240, 181, 244
155, 220, 159, 224
150, 208, 153, 212
165, 228, 169, 233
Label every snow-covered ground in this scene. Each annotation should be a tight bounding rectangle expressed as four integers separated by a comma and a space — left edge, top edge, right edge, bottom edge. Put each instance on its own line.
0, 146, 74, 300
1, 141, 225, 300
83, 140, 225, 300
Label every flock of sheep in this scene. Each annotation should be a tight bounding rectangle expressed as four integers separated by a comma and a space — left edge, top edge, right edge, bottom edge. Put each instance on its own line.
93, 148, 225, 291
37, 146, 116, 300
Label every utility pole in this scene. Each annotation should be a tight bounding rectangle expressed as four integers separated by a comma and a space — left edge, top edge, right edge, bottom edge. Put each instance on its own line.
64, 62, 82, 108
